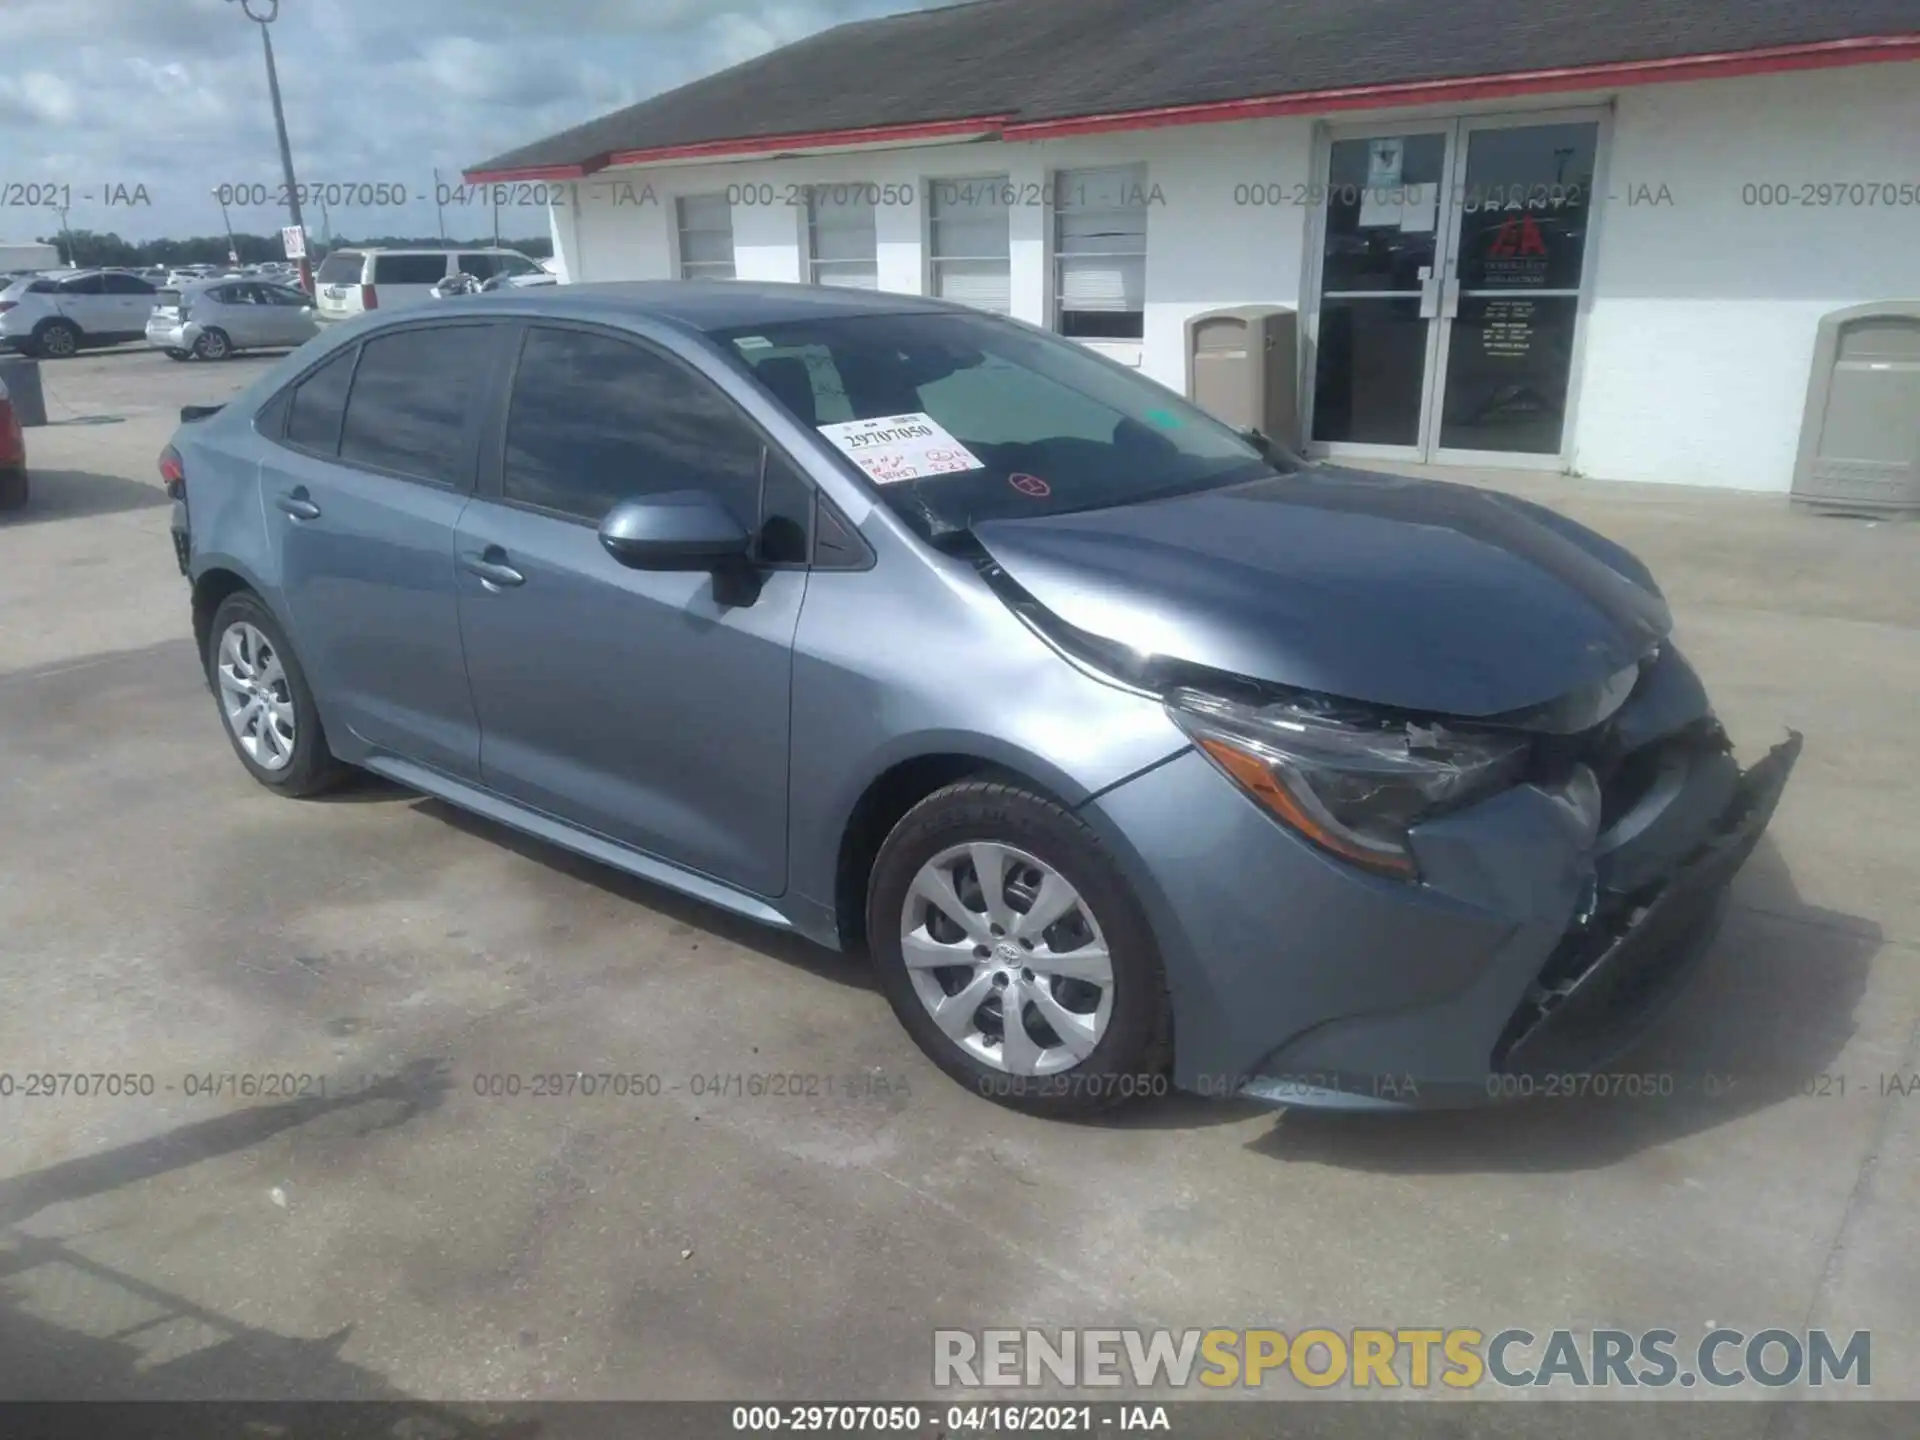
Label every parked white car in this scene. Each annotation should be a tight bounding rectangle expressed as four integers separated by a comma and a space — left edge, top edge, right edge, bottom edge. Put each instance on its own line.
0, 268, 159, 357
311, 247, 542, 322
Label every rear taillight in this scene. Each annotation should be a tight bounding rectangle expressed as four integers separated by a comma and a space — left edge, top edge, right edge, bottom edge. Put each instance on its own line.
159, 444, 185, 500
361, 283, 378, 310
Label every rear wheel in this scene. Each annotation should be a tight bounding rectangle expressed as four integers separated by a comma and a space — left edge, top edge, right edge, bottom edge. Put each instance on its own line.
205, 591, 348, 796
0, 467, 26, 512
192, 328, 232, 361
35, 320, 79, 359
867, 780, 1172, 1115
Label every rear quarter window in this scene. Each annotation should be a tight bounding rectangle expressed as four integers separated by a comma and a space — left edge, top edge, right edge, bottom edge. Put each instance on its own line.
314, 251, 364, 285
372, 254, 450, 285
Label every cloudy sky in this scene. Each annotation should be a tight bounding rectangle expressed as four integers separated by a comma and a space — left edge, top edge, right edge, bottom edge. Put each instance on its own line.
0, 0, 939, 244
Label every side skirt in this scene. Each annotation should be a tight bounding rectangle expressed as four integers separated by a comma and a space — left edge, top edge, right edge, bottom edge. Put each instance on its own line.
361, 753, 798, 933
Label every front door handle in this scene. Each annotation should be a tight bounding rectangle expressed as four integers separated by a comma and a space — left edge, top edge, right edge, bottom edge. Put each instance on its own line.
275, 488, 321, 520
460, 549, 525, 589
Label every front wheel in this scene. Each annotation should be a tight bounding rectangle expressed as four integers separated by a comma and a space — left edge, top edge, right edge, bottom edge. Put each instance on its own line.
192, 328, 231, 361
867, 780, 1171, 1115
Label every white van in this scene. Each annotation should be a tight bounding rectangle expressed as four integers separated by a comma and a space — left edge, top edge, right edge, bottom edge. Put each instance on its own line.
312, 247, 544, 321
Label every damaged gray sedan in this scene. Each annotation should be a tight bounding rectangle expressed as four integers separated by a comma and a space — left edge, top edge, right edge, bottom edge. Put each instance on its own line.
164, 284, 1798, 1115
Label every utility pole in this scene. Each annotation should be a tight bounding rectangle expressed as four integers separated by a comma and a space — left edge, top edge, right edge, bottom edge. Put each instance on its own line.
433, 167, 447, 240
212, 187, 239, 266
227, 0, 312, 292
54, 203, 73, 266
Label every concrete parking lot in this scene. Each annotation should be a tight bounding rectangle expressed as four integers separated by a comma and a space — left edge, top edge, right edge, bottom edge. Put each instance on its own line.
1, 346, 1916, 1418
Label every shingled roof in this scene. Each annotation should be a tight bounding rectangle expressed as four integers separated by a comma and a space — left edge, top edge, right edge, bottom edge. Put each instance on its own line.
468, 0, 1920, 180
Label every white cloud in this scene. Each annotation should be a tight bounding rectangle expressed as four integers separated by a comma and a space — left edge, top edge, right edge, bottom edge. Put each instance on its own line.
0, 0, 942, 241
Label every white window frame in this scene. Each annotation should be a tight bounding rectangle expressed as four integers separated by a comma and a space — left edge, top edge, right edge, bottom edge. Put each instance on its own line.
926, 173, 1012, 314
806, 185, 879, 288
675, 193, 736, 281
1051, 163, 1149, 342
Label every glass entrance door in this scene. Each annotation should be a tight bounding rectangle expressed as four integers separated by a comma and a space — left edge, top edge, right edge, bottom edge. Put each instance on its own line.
1308, 128, 1450, 454
1308, 112, 1604, 466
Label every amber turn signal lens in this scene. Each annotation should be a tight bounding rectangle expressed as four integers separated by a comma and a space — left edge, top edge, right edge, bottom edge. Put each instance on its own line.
1196, 736, 1418, 879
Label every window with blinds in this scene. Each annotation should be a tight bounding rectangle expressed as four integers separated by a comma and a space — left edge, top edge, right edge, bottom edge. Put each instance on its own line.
676, 194, 736, 280
928, 174, 1011, 313
807, 187, 879, 289
1053, 164, 1148, 340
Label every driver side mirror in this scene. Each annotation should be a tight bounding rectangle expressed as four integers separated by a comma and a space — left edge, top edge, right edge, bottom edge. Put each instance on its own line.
598, 490, 761, 605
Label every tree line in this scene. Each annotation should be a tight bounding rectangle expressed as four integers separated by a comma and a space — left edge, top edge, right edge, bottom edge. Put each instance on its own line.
33, 230, 555, 268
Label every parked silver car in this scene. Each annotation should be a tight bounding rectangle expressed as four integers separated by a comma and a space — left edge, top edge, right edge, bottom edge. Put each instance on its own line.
147, 278, 319, 361
160, 283, 1799, 1115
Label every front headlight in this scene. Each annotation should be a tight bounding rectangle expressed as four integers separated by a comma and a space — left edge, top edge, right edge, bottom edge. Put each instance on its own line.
1167, 688, 1531, 880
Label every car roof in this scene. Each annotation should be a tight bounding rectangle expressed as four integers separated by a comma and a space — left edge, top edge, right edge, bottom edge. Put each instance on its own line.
426, 279, 953, 334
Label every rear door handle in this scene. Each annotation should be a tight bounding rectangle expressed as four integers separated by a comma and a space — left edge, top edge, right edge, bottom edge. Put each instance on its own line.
460, 550, 525, 588
275, 489, 321, 520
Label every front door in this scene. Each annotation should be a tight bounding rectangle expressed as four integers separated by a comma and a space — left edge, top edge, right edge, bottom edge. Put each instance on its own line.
1308, 111, 1603, 466
454, 322, 808, 899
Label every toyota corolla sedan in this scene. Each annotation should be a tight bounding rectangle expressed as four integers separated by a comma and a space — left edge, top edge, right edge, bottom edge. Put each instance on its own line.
160, 283, 1799, 1114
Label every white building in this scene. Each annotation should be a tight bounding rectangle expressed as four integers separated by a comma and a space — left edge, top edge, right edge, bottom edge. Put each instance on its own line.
470, 1, 1920, 494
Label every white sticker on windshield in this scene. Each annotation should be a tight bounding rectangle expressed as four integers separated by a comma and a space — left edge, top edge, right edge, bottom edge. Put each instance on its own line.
733, 335, 774, 351
815, 412, 983, 485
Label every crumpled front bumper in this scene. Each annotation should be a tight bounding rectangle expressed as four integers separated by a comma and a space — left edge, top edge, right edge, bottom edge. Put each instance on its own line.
1078, 647, 1800, 1110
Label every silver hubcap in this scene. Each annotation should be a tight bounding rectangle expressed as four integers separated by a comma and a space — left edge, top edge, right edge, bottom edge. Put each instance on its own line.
45, 328, 74, 356
899, 842, 1114, 1076
217, 621, 296, 771
201, 333, 226, 357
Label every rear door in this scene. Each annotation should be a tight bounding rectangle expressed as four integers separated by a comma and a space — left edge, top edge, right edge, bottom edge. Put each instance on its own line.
53, 272, 112, 335
98, 271, 157, 337
370, 252, 452, 313
453, 321, 811, 896
210, 284, 270, 347
313, 250, 365, 321
263, 321, 504, 778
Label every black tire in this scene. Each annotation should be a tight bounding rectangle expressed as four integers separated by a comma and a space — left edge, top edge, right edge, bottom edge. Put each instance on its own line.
867, 779, 1172, 1116
192, 328, 232, 361
0, 467, 26, 512
164, 348, 191, 361
203, 590, 348, 797
34, 320, 79, 359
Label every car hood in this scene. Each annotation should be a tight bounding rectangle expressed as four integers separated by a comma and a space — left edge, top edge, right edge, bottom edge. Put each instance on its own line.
971, 465, 1672, 719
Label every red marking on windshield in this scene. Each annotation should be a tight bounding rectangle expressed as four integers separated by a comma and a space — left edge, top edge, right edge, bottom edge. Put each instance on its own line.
1009, 473, 1051, 498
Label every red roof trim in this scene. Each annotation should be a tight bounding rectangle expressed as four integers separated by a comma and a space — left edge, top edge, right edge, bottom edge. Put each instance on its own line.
465, 36, 1919, 183
1001, 35, 1920, 139
461, 161, 598, 183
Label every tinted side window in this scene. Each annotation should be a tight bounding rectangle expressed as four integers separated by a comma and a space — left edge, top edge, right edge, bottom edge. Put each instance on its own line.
315, 251, 364, 285
504, 327, 787, 544
339, 325, 495, 487
101, 272, 155, 294
62, 273, 105, 295
284, 347, 358, 454
373, 253, 449, 285
455, 253, 498, 279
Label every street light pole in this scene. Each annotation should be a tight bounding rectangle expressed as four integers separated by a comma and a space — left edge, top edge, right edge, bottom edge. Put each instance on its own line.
212, 187, 239, 266
227, 0, 312, 292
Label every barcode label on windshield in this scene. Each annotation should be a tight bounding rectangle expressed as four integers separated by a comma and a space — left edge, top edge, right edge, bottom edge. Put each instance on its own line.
816, 412, 983, 484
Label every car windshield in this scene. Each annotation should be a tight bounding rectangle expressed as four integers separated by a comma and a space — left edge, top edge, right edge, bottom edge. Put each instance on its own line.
712, 310, 1294, 541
